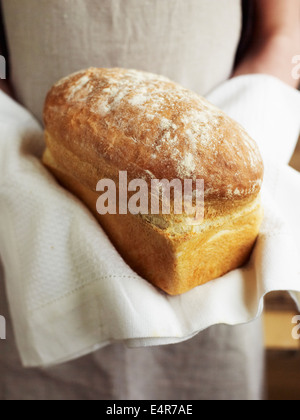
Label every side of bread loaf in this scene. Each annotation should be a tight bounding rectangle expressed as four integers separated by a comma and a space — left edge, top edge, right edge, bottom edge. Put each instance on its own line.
43, 68, 264, 295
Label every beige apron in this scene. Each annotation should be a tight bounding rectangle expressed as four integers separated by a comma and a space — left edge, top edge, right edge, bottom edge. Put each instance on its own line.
3, 0, 241, 122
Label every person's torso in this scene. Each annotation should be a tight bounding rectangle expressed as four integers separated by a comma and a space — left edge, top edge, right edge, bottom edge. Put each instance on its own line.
1, 0, 241, 122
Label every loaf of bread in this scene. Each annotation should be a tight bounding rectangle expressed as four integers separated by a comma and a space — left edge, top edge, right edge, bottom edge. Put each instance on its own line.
43, 68, 264, 295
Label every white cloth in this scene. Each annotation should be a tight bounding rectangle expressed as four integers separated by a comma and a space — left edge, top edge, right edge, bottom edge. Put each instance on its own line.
0, 74, 299, 368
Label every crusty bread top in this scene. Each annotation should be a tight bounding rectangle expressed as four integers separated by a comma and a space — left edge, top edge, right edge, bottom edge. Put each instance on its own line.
44, 67, 264, 201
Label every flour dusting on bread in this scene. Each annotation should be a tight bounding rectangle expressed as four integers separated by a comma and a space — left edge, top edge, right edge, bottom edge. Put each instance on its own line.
48, 67, 264, 200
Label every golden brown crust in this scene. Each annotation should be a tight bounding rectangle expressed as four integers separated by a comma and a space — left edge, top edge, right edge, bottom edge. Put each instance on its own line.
43, 68, 264, 295
44, 68, 264, 202
43, 148, 263, 295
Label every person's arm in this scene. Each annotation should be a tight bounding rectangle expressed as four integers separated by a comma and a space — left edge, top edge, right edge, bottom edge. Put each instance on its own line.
233, 0, 300, 88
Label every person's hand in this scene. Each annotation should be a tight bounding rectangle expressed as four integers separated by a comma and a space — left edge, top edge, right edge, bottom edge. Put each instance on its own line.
233, 0, 300, 88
